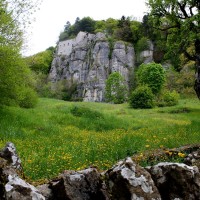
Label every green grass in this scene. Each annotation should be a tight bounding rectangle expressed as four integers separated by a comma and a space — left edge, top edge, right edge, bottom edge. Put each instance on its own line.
0, 98, 199, 181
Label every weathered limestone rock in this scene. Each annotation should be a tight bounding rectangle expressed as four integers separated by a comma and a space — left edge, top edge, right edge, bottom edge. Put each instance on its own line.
5, 174, 45, 200
138, 41, 154, 64
49, 168, 109, 200
147, 162, 200, 200
0, 142, 45, 200
37, 184, 54, 200
0, 142, 22, 172
49, 31, 135, 102
104, 157, 161, 200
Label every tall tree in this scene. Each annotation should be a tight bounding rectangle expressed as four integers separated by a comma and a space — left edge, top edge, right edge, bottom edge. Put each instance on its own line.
0, 0, 41, 107
114, 16, 133, 43
105, 72, 128, 104
148, 0, 200, 98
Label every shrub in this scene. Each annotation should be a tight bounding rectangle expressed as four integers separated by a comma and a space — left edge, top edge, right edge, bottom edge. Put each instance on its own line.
158, 90, 180, 107
19, 88, 38, 108
137, 62, 166, 95
130, 85, 154, 109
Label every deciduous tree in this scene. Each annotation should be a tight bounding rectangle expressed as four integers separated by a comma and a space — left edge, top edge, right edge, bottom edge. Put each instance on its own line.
148, 0, 200, 98
105, 72, 128, 104
0, 0, 41, 107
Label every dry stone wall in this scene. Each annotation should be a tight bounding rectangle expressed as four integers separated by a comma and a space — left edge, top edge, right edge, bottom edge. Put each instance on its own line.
1, 143, 200, 200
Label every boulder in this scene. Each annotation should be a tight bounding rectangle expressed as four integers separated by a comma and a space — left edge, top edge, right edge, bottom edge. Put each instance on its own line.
104, 157, 161, 200
147, 162, 200, 200
49, 168, 109, 200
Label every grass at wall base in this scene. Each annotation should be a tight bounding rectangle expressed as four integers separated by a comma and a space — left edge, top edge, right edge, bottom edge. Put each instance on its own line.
0, 97, 199, 181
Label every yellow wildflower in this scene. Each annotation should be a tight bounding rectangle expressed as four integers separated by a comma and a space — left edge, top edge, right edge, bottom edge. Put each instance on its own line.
178, 152, 185, 158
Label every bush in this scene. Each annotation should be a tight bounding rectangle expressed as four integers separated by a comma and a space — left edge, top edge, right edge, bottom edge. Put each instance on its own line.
19, 88, 38, 108
158, 90, 180, 107
130, 85, 154, 109
137, 62, 166, 95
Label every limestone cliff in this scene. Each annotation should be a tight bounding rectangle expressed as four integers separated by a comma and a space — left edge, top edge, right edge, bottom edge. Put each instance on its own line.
49, 32, 135, 102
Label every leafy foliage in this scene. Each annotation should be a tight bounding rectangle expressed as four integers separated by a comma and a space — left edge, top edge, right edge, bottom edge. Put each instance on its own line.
105, 72, 128, 104
0, 46, 37, 107
148, 0, 200, 70
59, 17, 96, 41
129, 85, 154, 109
59, 16, 143, 45
0, 0, 40, 108
114, 16, 134, 43
25, 48, 54, 74
137, 62, 166, 95
165, 65, 196, 98
135, 37, 150, 53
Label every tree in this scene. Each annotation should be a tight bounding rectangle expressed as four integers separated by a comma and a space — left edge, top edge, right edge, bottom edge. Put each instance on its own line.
147, 0, 200, 98
114, 16, 133, 43
105, 72, 128, 104
74, 17, 96, 34
137, 62, 166, 95
0, 0, 41, 107
0, 46, 38, 107
25, 48, 54, 74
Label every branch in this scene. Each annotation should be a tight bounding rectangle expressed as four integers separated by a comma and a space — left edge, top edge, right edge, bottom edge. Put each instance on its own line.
177, 2, 189, 18
152, 24, 180, 32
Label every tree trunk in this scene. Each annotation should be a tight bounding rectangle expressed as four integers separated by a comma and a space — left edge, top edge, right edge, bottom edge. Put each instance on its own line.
194, 39, 200, 99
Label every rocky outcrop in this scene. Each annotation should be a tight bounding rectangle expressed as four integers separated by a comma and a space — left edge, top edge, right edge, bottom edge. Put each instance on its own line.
49, 32, 135, 102
138, 41, 154, 64
1, 143, 200, 199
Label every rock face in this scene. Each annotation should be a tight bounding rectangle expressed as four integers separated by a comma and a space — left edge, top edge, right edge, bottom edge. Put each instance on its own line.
138, 41, 154, 64
1, 143, 200, 200
49, 31, 135, 102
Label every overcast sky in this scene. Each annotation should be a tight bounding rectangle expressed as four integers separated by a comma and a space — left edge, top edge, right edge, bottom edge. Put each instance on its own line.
23, 0, 148, 56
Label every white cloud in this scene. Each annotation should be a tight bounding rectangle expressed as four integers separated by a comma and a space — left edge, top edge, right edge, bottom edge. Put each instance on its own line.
24, 0, 148, 56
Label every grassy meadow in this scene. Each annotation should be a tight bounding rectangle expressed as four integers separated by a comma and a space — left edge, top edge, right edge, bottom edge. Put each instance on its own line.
0, 98, 199, 181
